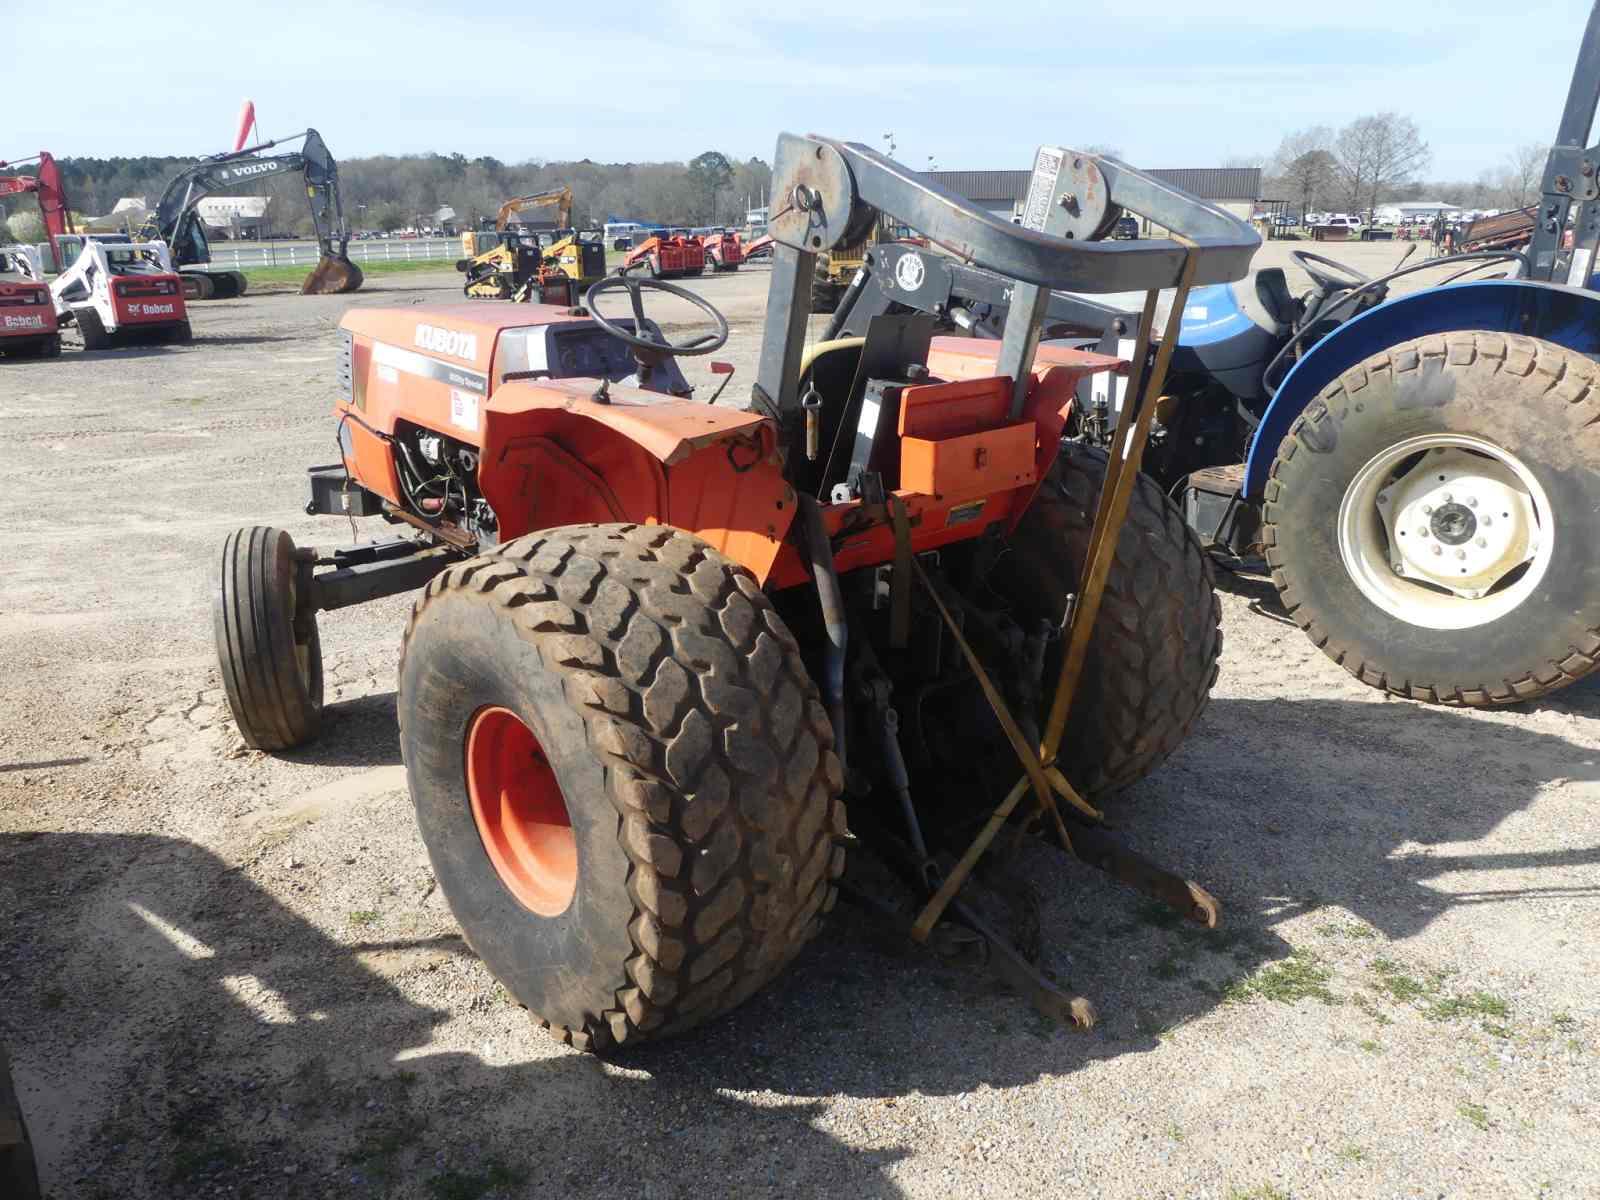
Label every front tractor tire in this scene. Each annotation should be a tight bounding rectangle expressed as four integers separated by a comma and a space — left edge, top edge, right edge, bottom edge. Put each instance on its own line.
213, 527, 324, 750
1265, 332, 1600, 705
398, 524, 846, 1052
995, 446, 1222, 800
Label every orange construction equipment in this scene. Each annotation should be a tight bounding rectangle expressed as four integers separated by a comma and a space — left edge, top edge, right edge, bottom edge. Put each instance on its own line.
213, 134, 1258, 1053
0, 151, 77, 269
620, 227, 705, 278
700, 228, 744, 271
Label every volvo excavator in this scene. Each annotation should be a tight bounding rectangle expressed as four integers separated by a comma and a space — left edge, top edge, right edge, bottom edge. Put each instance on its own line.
140, 128, 362, 299
456, 187, 606, 301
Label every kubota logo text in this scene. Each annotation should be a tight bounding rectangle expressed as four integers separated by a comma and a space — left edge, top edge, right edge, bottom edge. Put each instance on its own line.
415, 324, 478, 361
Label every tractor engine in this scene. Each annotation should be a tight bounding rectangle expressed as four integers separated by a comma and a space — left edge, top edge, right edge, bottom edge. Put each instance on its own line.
389, 420, 496, 542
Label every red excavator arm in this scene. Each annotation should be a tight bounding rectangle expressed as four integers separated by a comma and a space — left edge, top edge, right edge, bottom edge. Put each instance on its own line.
0, 152, 76, 241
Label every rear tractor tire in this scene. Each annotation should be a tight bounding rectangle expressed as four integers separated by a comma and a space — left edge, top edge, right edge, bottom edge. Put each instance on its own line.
994, 446, 1222, 800
397, 524, 846, 1052
213, 526, 324, 750
1265, 331, 1600, 705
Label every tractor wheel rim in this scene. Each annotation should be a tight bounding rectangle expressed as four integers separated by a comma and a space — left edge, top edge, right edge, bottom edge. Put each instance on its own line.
1337, 433, 1553, 631
466, 706, 577, 916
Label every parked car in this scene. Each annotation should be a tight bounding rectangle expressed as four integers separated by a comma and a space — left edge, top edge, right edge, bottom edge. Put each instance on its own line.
1114, 215, 1140, 239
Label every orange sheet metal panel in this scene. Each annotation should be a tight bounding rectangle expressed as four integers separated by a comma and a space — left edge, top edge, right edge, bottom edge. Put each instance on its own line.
926, 336, 1123, 383
485, 378, 772, 465
663, 426, 793, 583
896, 376, 1011, 440
479, 379, 796, 581
900, 422, 1037, 504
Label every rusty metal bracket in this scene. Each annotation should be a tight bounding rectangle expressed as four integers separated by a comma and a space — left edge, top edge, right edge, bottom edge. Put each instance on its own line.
1061, 823, 1219, 927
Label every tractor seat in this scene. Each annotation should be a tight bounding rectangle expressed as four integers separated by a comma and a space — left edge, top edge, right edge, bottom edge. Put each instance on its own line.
1234, 267, 1299, 334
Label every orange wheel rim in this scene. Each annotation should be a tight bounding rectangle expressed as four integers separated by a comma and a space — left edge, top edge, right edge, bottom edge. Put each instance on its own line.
466, 706, 576, 916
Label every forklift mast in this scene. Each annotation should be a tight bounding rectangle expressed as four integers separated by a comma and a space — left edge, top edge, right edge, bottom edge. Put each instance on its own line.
144, 129, 353, 269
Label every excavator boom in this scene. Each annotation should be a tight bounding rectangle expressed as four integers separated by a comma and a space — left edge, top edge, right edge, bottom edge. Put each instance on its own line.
146, 128, 362, 296
494, 187, 572, 232
0, 152, 77, 256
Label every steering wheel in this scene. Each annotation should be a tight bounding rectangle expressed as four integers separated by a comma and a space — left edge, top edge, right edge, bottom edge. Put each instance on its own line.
1291, 250, 1371, 294
583, 275, 729, 357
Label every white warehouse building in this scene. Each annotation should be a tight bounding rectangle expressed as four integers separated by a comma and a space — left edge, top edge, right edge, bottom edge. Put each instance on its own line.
1374, 200, 1461, 223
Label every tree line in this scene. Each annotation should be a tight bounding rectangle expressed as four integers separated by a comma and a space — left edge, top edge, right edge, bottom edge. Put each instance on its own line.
1264, 113, 1545, 217
2, 149, 774, 239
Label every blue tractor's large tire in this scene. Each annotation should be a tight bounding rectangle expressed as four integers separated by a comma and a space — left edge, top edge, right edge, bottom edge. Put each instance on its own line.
1264, 331, 1600, 705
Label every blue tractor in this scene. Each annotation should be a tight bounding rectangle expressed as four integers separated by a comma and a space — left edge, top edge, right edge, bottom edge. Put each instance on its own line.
828, 6, 1600, 707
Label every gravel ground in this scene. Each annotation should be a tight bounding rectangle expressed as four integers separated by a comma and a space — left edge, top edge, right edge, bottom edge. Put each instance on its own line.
1, 243, 1596, 1200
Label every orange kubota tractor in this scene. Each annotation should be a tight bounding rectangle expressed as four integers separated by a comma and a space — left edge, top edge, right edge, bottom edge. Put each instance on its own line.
213, 136, 1257, 1048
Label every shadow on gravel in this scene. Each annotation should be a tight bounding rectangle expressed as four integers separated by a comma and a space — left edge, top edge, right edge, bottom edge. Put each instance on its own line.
191, 335, 301, 347
4, 697, 1594, 1196
282, 692, 401, 769
0, 832, 911, 1199
1209, 563, 1298, 625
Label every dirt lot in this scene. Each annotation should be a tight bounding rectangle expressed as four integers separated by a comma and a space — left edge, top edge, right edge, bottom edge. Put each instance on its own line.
2, 243, 1596, 1200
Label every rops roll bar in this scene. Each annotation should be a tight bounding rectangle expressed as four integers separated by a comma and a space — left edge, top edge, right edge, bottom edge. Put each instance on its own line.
752, 134, 1260, 423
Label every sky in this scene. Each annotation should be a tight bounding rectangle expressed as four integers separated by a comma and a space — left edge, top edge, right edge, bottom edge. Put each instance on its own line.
4, 0, 1593, 180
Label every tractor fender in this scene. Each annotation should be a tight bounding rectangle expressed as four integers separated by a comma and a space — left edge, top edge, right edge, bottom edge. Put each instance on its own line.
479, 384, 797, 582
1242, 279, 1600, 500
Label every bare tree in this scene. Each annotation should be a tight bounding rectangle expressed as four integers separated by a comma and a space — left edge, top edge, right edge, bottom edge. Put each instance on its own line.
1502, 142, 1547, 208
1333, 113, 1431, 215
1276, 149, 1338, 218
1269, 126, 1335, 177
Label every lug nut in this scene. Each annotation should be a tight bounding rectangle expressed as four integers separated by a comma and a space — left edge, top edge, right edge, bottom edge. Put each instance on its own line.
1378, 493, 1389, 505
1416, 526, 1428, 537
1442, 492, 1452, 502
1468, 496, 1478, 508
1456, 549, 1467, 560
1482, 516, 1492, 527
1476, 537, 1487, 548
1422, 505, 1433, 515
1394, 562, 1406, 573
1431, 545, 1442, 556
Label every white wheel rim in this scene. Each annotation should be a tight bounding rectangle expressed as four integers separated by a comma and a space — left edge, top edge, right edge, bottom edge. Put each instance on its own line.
1336, 434, 1552, 631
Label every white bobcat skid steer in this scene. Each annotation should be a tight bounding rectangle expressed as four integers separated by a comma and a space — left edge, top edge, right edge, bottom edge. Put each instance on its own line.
50, 238, 191, 349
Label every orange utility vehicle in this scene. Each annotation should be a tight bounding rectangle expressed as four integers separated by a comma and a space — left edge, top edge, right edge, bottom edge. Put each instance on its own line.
700, 228, 744, 271
620, 228, 705, 278
214, 136, 1257, 1049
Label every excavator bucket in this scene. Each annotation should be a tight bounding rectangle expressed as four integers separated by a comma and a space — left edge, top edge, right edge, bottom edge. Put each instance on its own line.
301, 254, 364, 295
